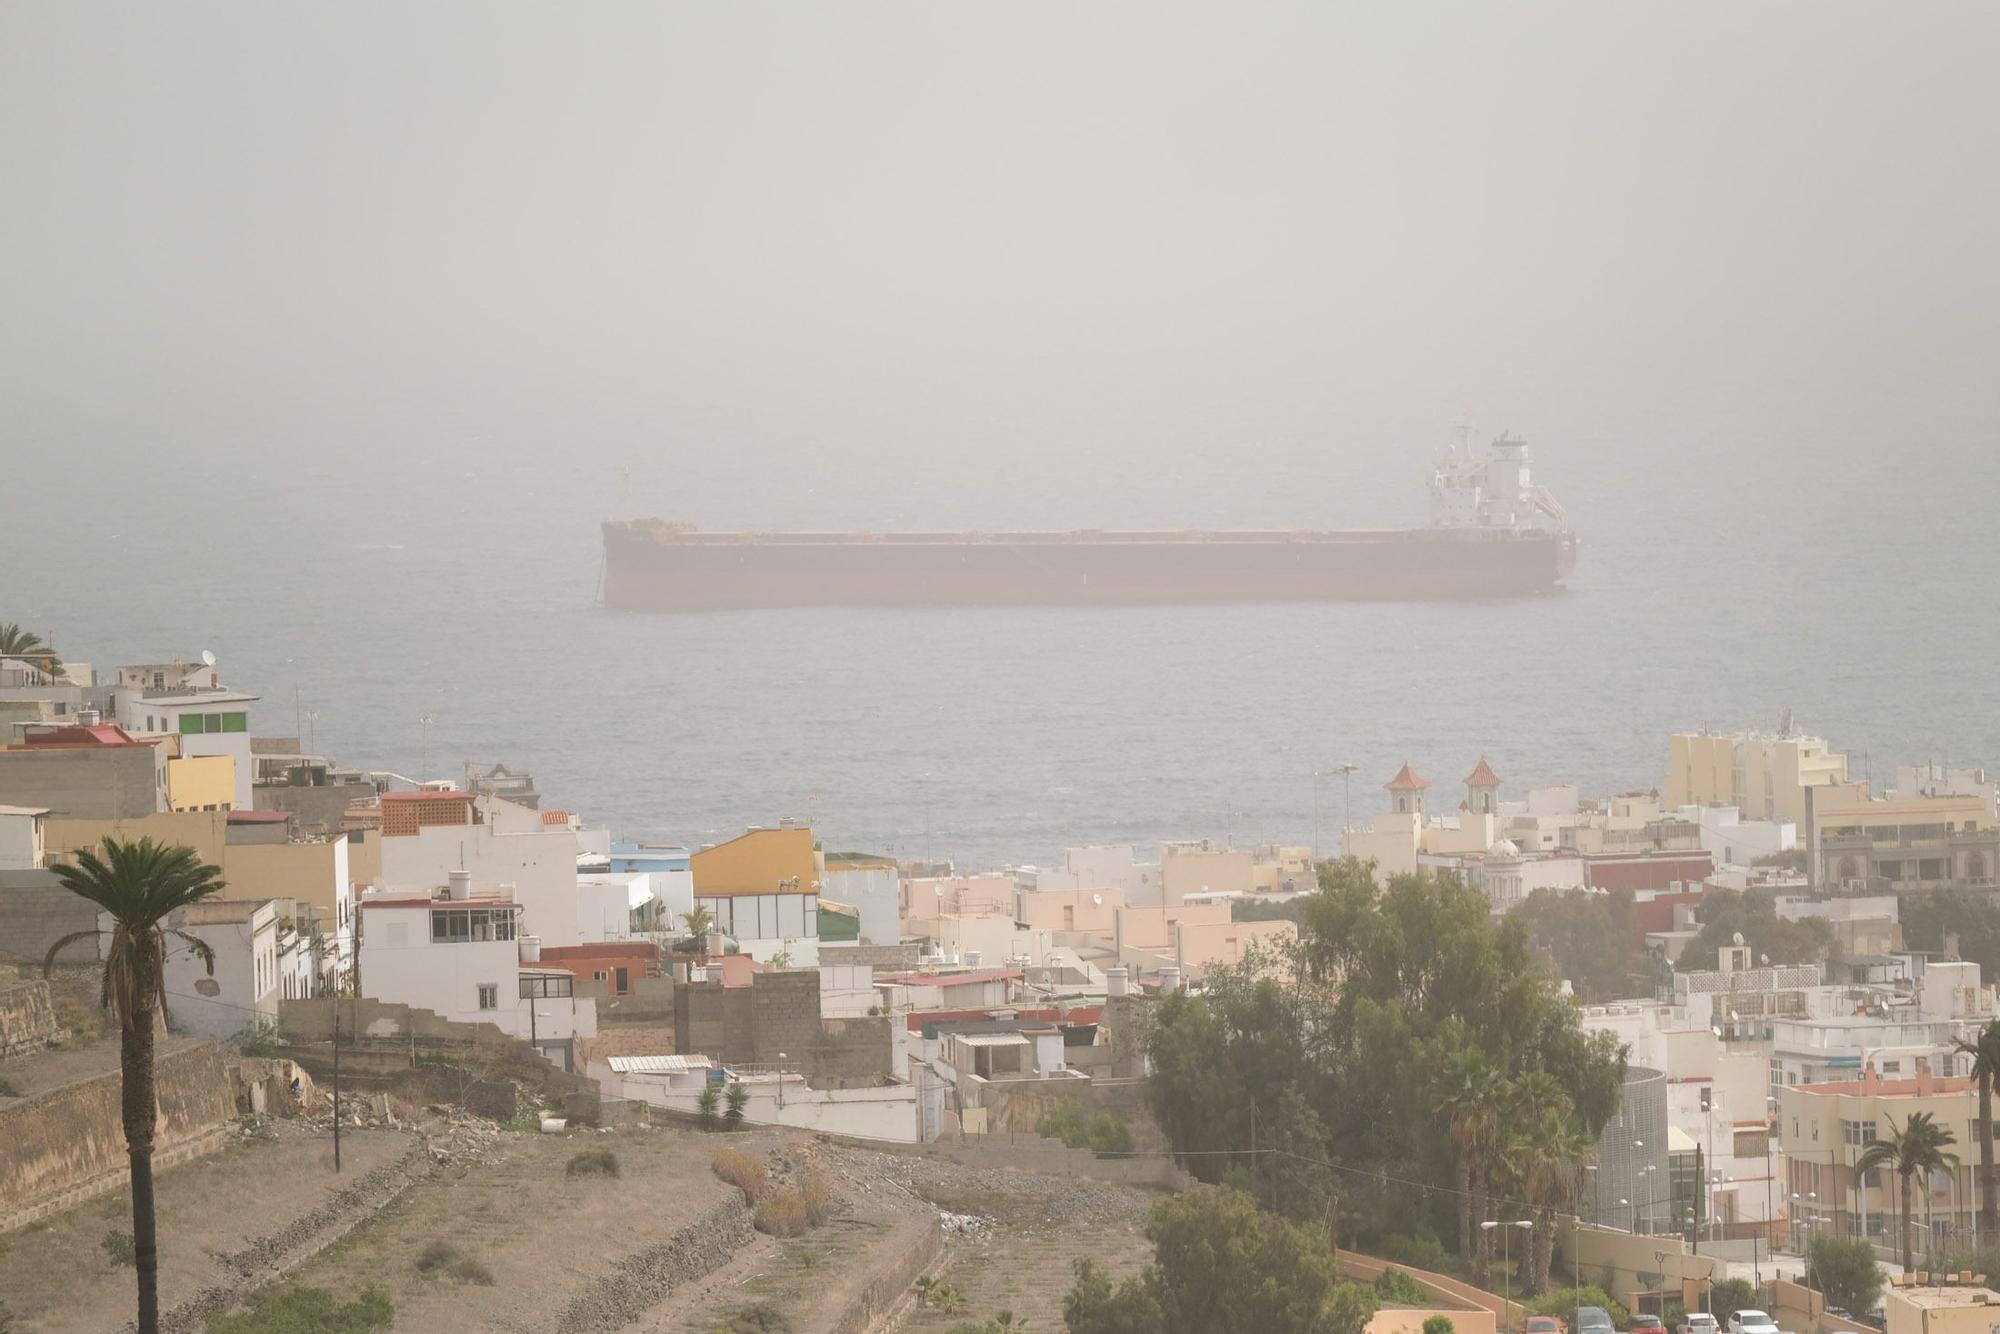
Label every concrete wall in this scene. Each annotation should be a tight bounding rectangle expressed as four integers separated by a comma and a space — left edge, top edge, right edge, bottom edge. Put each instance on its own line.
0, 868, 101, 964
253, 782, 377, 837
821, 861, 900, 945
45, 809, 228, 865
222, 837, 348, 920
0, 981, 63, 1058
618, 1071, 922, 1140
819, 942, 922, 969
166, 754, 236, 811
0, 745, 161, 820
1369, 1309, 1498, 1334
0, 1043, 235, 1231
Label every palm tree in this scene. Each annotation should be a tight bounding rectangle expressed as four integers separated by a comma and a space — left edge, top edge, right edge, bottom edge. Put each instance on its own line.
680, 905, 715, 964
1855, 1111, 1959, 1271
1514, 1105, 1596, 1296
1955, 1021, 2000, 1245
43, 836, 225, 1334
0, 622, 61, 678
1436, 1047, 1504, 1274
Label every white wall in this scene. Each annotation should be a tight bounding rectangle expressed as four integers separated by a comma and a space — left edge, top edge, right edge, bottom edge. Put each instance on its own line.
0, 811, 43, 870
576, 871, 656, 942
378, 822, 584, 946
822, 864, 900, 945
610, 1072, 923, 1142
162, 907, 278, 1039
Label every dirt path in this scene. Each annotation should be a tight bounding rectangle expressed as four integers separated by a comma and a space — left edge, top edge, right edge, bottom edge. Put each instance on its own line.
0, 1125, 413, 1333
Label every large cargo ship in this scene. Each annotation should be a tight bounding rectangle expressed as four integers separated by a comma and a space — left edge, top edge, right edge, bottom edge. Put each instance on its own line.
601, 433, 1576, 610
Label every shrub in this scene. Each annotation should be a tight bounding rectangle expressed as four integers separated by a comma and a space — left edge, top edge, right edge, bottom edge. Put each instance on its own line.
915, 1276, 968, 1311
206, 1284, 394, 1332
696, 1083, 720, 1131
1086, 1111, 1133, 1155
102, 1229, 136, 1267
0, 1075, 21, 1098
1374, 1267, 1428, 1304
800, 1162, 832, 1226
724, 1081, 749, 1130
414, 1240, 495, 1285
1379, 1231, 1451, 1273
234, 1022, 283, 1057
723, 1305, 792, 1333
1808, 1235, 1886, 1318
1527, 1288, 1629, 1328
754, 1189, 811, 1238
566, 1148, 620, 1178
1710, 1279, 1755, 1317
712, 1148, 768, 1203
1423, 1317, 1455, 1334
1037, 1098, 1134, 1156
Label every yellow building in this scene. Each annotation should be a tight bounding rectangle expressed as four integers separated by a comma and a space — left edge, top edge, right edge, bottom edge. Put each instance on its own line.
690, 825, 821, 962
1666, 729, 1848, 827
1885, 1284, 2000, 1334
166, 754, 236, 812
45, 809, 230, 865
1779, 1071, 1978, 1250
1811, 784, 1995, 889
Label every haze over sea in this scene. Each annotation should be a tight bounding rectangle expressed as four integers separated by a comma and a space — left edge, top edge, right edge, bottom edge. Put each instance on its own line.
6, 4, 1998, 870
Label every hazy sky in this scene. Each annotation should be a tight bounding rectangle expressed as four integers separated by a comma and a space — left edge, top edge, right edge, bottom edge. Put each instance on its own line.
5, 1, 1996, 520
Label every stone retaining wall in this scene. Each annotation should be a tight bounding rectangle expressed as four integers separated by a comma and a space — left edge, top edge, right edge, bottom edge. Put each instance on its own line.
0, 980, 64, 1058
816, 1212, 943, 1334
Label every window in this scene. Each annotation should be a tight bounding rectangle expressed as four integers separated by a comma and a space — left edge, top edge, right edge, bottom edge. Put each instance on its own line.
220, 711, 247, 732
347, 831, 363, 845
1844, 1118, 1879, 1147
179, 714, 204, 735
1699, 1086, 1712, 1111
520, 974, 572, 999
477, 984, 498, 1010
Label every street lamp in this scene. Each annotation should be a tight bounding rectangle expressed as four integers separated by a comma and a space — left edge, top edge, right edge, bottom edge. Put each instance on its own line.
777, 1051, 787, 1111
1482, 1219, 1535, 1325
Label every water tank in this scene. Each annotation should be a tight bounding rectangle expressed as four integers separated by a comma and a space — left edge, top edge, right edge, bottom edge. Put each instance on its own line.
447, 868, 471, 901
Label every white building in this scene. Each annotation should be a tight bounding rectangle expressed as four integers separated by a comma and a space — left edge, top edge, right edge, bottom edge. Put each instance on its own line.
109, 658, 258, 810
376, 794, 597, 947
1894, 764, 1999, 818
357, 874, 597, 1069
0, 804, 48, 871
162, 898, 281, 1039
575, 870, 676, 941
1679, 804, 1796, 868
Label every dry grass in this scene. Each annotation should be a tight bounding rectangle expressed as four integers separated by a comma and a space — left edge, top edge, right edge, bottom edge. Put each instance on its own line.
712, 1148, 768, 1204
800, 1163, 831, 1227
565, 1149, 620, 1178
753, 1190, 810, 1238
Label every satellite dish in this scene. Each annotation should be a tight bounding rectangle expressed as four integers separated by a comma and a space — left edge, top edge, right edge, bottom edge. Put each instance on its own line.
1092, 893, 1103, 906
193, 978, 221, 997
200, 649, 216, 667
1731, 932, 1745, 947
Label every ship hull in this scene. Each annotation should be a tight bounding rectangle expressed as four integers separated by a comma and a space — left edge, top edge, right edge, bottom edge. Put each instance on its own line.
601, 526, 1573, 610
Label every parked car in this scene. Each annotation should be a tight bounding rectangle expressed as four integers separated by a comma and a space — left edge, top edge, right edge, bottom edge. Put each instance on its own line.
1728, 1311, 1779, 1334
1630, 1316, 1667, 1334
1679, 1312, 1721, 1334
1577, 1307, 1615, 1334
1526, 1318, 1567, 1334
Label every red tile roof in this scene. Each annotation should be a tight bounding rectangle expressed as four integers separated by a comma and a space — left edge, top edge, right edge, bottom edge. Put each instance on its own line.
540, 809, 572, 825
17, 724, 141, 748
1465, 758, 1502, 787
879, 968, 1022, 988
1385, 762, 1429, 792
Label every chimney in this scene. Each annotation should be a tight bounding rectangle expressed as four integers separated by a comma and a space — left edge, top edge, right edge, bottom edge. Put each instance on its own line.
1159, 964, 1182, 994
1106, 965, 1130, 998
447, 869, 471, 902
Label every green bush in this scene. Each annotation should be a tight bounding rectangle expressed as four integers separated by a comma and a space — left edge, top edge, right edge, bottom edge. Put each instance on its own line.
1379, 1231, 1452, 1273
1424, 1318, 1456, 1334
1808, 1235, 1886, 1317
696, 1083, 721, 1131
724, 1081, 749, 1130
1526, 1287, 1629, 1328
1710, 1279, 1756, 1317
1036, 1098, 1134, 1156
102, 1229, 136, 1267
566, 1148, 620, 1178
206, 1284, 394, 1332
1374, 1268, 1429, 1304
413, 1240, 494, 1285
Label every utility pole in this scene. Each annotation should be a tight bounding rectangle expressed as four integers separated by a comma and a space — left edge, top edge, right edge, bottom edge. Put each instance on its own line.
1693, 1141, 1704, 1255
331, 997, 342, 1174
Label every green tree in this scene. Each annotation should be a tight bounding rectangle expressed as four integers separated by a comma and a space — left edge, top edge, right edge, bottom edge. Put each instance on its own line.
1855, 1112, 1959, 1271
1422, 1318, 1455, 1334
1512, 1105, 1595, 1295
681, 905, 715, 962
1902, 892, 2000, 980
1954, 1020, 2000, 1243
1510, 889, 1639, 1004
1806, 1235, 1885, 1318
724, 1080, 749, 1130
695, 1082, 720, 1131
46, 837, 225, 1334
1679, 888, 1836, 972
0, 623, 61, 677
1434, 1048, 1503, 1276
1063, 1259, 1162, 1334
1323, 1284, 1380, 1334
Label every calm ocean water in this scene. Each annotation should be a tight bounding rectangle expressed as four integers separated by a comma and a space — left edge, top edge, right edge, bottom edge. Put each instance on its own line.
7, 424, 1998, 871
